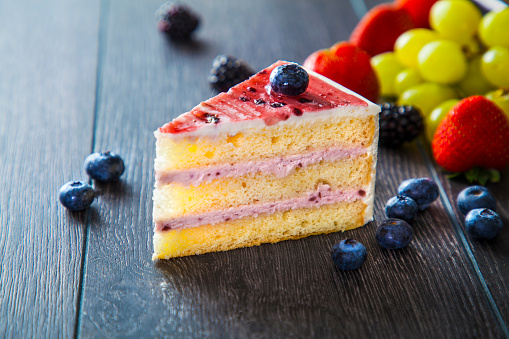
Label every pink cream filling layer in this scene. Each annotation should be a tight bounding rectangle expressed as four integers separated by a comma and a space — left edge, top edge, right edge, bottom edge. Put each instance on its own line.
156, 146, 367, 186
155, 185, 365, 231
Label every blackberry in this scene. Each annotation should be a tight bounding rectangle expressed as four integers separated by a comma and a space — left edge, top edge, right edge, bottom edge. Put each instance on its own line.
208, 55, 255, 92
156, 2, 200, 40
379, 103, 423, 147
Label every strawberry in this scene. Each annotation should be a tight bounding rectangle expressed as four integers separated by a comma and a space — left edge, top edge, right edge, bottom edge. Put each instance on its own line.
395, 0, 438, 28
349, 3, 414, 56
432, 96, 509, 173
303, 42, 379, 102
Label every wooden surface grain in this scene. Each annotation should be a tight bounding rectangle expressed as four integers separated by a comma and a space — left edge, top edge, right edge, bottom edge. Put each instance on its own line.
0, 0, 100, 337
436, 160, 509, 327
1, 0, 508, 338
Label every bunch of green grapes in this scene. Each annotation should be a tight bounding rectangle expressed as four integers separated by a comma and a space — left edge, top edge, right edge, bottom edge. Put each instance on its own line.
370, 0, 509, 141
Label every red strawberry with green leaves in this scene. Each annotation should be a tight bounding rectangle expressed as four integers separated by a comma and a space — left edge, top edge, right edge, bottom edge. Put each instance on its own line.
303, 42, 379, 102
349, 3, 414, 56
432, 96, 509, 182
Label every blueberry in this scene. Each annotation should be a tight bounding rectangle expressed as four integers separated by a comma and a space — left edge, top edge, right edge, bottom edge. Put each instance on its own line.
398, 178, 439, 210
269, 63, 309, 96
375, 219, 413, 249
59, 181, 95, 211
385, 195, 419, 221
465, 208, 503, 240
331, 239, 367, 270
457, 185, 496, 215
84, 151, 125, 182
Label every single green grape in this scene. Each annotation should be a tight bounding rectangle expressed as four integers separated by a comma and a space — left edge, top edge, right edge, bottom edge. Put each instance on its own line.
479, 8, 509, 48
425, 99, 459, 141
394, 68, 423, 96
398, 82, 458, 117
371, 52, 405, 97
430, 0, 482, 44
481, 46, 509, 88
394, 29, 439, 68
417, 40, 467, 84
458, 56, 495, 97
486, 88, 509, 118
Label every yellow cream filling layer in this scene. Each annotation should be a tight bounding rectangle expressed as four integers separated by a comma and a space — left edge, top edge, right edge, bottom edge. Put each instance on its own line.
155, 115, 376, 171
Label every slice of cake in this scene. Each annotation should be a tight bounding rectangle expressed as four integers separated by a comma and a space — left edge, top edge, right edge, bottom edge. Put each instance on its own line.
153, 61, 380, 259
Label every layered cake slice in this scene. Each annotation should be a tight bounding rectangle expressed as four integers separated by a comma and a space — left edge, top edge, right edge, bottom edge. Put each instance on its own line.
153, 61, 380, 259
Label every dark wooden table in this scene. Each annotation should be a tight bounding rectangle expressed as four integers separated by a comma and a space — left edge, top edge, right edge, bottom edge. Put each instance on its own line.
1, 0, 508, 337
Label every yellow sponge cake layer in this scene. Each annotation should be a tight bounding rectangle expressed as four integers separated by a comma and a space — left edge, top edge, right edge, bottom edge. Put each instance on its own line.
153, 154, 373, 219
155, 115, 376, 171
153, 200, 368, 259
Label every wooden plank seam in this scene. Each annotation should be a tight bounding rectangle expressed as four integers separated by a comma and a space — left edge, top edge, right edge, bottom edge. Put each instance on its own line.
74, 0, 111, 338
417, 139, 509, 338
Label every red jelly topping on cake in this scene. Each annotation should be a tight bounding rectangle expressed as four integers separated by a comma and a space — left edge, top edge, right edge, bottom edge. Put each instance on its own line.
160, 61, 368, 134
